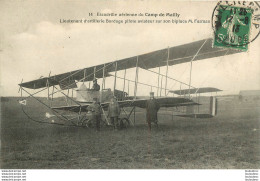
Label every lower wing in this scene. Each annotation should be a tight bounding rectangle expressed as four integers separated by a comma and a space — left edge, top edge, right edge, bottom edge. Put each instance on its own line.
51, 104, 90, 112
51, 97, 197, 112
116, 97, 198, 109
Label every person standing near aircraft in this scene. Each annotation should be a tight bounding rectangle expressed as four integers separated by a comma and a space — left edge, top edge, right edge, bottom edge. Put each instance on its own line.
108, 96, 121, 130
92, 79, 100, 91
146, 92, 160, 130
87, 97, 101, 131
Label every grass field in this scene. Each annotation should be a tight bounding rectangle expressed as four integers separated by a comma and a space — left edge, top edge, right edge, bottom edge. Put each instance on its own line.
1, 96, 260, 169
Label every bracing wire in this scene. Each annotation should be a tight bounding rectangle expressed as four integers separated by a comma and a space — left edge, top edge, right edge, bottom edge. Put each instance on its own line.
20, 104, 80, 127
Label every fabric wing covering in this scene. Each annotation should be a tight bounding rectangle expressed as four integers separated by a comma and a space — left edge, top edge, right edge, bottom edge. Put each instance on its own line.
169, 87, 222, 95
19, 38, 240, 90
51, 97, 199, 112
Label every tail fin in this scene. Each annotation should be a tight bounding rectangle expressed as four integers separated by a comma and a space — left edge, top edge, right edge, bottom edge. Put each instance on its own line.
210, 96, 217, 116
176, 96, 218, 119
186, 105, 194, 114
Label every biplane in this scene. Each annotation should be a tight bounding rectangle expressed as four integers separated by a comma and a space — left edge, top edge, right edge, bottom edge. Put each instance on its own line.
18, 38, 241, 128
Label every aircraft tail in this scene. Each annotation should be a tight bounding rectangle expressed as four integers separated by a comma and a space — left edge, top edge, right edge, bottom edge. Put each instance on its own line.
176, 96, 218, 118
209, 96, 217, 116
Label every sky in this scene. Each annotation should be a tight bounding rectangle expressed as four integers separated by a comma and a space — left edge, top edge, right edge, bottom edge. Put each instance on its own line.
0, 0, 260, 97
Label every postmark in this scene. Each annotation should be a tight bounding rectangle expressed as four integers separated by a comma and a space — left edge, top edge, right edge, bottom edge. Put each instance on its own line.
212, 1, 260, 51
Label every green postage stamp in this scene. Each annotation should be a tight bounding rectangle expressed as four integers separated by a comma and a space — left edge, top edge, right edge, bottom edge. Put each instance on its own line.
213, 5, 253, 51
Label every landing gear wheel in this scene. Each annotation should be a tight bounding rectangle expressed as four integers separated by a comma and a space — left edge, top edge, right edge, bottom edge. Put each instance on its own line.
119, 118, 130, 129
81, 118, 92, 128
100, 119, 108, 127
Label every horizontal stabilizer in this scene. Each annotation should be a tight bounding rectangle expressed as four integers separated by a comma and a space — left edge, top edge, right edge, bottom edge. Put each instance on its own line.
169, 87, 222, 95
175, 114, 214, 118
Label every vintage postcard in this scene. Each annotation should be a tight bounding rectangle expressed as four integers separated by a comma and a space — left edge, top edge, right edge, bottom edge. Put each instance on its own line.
1, 0, 260, 180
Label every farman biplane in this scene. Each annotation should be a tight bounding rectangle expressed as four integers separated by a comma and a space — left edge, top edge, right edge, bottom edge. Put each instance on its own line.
18, 38, 240, 128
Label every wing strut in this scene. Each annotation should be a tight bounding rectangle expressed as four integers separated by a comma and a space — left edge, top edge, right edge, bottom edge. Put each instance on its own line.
165, 46, 170, 96
133, 56, 139, 126
188, 39, 208, 98
127, 80, 130, 96
93, 66, 96, 80
47, 72, 51, 103
113, 62, 118, 94
160, 72, 163, 96
122, 69, 127, 100
101, 64, 106, 102
134, 56, 139, 99
157, 67, 160, 97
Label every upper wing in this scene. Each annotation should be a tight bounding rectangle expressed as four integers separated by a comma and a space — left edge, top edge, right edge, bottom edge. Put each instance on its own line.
19, 70, 111, 90
19, 38, 241, 90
